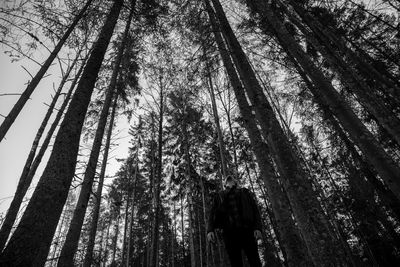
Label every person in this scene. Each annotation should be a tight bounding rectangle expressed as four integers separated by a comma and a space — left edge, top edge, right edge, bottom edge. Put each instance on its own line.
207, 174, 263, 267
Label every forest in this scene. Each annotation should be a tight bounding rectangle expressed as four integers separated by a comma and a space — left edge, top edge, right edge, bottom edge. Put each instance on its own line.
0, 0, 399, 266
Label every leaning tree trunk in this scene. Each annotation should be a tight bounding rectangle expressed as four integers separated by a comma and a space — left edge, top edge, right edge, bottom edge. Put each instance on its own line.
82, 95, 118, 267
0, 45, 86, 252
345, 158, 400, 265
207, 0, 353, 265
0, 1, 123, 266
286, 0, 400, 102
205, 4, 311, 265
0, 0, 94, 142
48, 194, 71, 266
0, 50, 82, 252
149, 83, 164, 267
57, 3, 133, 265
20, 52, 89, 198
285, 40, 400, 222
244, 0, 400, 201
281, 3, 400, 146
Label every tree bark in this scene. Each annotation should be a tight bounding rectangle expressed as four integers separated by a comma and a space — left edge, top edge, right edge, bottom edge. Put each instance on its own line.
0, 0, 94, 142
20, 52, 89, 200
0, 1, 123, 265
0, 50, 82, 252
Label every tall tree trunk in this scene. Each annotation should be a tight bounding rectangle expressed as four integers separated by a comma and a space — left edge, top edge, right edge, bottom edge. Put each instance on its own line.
146, 115, 157, 267
180, 195, 186, 266
48, 194, 71, 266
244, 157, 282, 267
187, 193, 197, 267
206, 59, 228, 180
196, 201, 204, 267
172, 201, 176, 267
284, 39, 400, 222
0, 50, 82, 252
282, 3, 400, 146
150, 82, 164, 267
206, 0, 352, 265
244, 0, 400, 201
0, 1, 123, 265
206, 5, 310, 265
345, 159, 400, 265
220, 95, 239, 172
182, 109, 200, 267
127, 161, 139, 267
101, 215, 112, 267
122, 190, 131, 264
200, 177, 211, 267
19, 52, 89, 201
82, 95, 118, 267
57, 3, 133, 265
111, 211, 121, 266
0, 0, 94, 142
96, 220, 106, 265
286, 0, 400, 101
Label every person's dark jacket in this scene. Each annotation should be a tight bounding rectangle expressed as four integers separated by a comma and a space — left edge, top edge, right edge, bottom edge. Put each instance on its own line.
207, 187, 262, 233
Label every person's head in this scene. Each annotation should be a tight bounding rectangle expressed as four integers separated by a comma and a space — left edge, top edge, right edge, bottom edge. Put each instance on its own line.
224, 174, 238, 190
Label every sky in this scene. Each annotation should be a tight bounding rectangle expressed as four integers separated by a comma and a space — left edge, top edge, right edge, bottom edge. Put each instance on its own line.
0, 49, 131, 216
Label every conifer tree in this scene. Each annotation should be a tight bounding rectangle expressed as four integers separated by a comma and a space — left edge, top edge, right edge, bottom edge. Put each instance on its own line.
0, 1, 124, 265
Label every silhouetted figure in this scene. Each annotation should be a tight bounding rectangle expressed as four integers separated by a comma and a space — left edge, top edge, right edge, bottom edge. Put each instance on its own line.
207, 175, 263, 267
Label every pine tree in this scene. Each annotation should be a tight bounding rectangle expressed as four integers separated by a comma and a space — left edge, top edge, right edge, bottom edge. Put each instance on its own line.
57, 3, 135, 265
0, 1, 123, 265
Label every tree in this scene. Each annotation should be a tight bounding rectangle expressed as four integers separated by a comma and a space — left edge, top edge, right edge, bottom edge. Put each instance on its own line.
57, 2, 135, 265
204, 2, 310, 266
241, 0, 400, 201
206, 0, 353, 265
0, 0, 124, 265
0, 49, 84, 252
